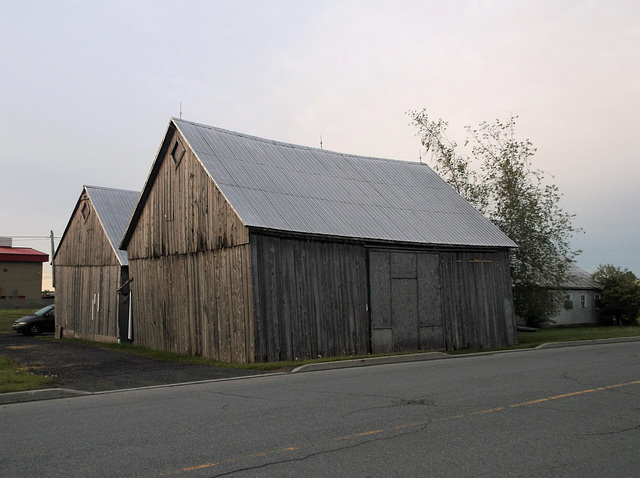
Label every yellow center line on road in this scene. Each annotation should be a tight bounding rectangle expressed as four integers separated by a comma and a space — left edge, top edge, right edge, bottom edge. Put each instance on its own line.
164, 379, 640, 476
508, 380, 640, 409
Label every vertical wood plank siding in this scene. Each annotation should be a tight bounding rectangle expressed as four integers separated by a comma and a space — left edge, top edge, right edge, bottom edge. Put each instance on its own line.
54, 265, 121, 340
126, 129, 253, 362
54, 193, 122, 342
440, 251, 516, 350
251, 234, 370, 362
369, 248, 516, 353
128, 245, 252, 362
123, 125, 515, 362
126, 130, 248, 261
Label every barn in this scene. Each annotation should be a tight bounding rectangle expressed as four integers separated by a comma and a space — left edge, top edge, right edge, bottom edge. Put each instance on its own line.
54, 186, 139, 342
120, 118, 517, 363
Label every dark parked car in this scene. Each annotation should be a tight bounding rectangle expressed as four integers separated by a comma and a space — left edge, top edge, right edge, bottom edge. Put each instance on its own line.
12, 305, 55, 336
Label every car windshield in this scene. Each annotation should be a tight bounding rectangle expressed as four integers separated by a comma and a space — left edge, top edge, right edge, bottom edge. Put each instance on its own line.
34, 305, 54, 317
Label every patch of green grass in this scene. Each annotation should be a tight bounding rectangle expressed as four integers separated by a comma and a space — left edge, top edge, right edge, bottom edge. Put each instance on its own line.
0, 355, 55, 393
516, 324, 640, 348
0, 309, 37, 334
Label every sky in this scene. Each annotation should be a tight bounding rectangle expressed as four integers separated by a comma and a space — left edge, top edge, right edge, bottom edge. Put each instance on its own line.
1, 0, 639, 290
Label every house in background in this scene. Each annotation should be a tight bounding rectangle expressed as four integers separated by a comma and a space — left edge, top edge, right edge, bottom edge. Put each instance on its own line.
552, 263, 602, 326
0, 237, 49, 305
120, 118, 518, 363
54, 186, 139, 342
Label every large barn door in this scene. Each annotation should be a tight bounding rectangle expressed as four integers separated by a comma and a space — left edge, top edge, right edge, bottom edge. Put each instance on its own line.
369, 250, 444, 353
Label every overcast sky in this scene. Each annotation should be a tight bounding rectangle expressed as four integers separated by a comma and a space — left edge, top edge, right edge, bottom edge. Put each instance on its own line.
1, 0, 638, 289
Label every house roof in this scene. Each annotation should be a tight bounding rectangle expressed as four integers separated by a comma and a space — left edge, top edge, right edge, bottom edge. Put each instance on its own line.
123, 118, 515, 249
0, 247, 48, 263
57, 186, 140, 266
564, 263, 601, 290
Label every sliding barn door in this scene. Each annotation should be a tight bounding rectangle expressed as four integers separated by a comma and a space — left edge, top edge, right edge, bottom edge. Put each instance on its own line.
369, 250, 444, 353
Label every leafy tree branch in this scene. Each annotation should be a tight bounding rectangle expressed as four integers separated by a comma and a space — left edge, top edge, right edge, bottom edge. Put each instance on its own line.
410, 110, 581, 326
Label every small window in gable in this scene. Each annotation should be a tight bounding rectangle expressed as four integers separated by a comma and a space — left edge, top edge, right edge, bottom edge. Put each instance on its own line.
171, 140, 185, 167
81, 202, 91, 222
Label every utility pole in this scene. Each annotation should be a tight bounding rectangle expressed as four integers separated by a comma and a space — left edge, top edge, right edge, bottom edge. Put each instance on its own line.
50, 230, 55, 288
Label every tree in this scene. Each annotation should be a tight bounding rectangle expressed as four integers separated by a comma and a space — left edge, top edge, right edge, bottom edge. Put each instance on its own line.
410, 110, 581, 326
592, 264, 640, 325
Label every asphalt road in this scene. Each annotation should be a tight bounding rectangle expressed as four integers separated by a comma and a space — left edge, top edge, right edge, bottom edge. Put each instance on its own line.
1, 341, 639, 477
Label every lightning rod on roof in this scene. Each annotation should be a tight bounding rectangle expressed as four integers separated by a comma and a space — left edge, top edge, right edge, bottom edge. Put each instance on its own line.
180, 102, 183, 119
320, 135, 323, 149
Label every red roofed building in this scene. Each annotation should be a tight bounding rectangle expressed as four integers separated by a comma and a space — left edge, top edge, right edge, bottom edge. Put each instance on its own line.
0, 238, 49, 301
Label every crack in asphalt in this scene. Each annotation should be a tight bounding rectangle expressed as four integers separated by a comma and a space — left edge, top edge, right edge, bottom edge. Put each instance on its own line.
158, 379, 640, 477
207, 424, 428, 478
583, 424, 640, 436
342, 395, 436, 419
210, 391, 269, 401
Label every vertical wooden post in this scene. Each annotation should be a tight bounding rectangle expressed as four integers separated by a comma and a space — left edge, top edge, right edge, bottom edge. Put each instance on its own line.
50, 230, 55, 287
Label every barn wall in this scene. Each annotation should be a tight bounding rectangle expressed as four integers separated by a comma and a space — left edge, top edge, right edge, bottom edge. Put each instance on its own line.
129, 245, 253, 362
251, 233, 370, 362
440, 250, 516, 349
55, 264, 121, 342
369, 250, 445, 353
54, 194, 122, 342
369, 248, 516, 353
126, 129, 248, 261
126, 128, 253, 362
54, 194, 121, 267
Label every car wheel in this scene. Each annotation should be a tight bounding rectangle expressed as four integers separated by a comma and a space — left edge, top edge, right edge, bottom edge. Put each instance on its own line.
28, 324, 41, 336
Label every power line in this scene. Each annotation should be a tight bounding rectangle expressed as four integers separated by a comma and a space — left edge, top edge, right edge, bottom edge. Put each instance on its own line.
4, 236, 61, 241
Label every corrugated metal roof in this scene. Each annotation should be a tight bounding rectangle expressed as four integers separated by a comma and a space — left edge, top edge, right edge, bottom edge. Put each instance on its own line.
173, 118, 515, 248
85, 186, 140, 265
0, 247, 48, 262
564, 263, 601, 290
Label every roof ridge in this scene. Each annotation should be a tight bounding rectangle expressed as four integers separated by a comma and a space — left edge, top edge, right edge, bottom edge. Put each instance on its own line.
172, 117, 425, 167
84, 185, 140, 194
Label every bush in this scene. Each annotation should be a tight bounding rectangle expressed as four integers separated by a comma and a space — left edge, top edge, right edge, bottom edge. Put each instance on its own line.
592, 264, 640, 325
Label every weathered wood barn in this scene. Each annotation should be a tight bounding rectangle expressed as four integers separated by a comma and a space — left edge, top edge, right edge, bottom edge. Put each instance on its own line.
54, 186, 139, 342
120, 118, 517, 363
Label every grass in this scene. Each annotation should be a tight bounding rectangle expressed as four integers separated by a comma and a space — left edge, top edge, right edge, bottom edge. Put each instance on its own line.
516, 324, 640, 348
0, 308, 37, 334
0, 356, 55, 393
0, 308, 58, 393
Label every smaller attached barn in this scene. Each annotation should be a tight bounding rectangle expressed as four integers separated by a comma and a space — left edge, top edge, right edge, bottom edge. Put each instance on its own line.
121, 118, 518, 363
54, 186, 139, 342
552, 263, 602, 326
